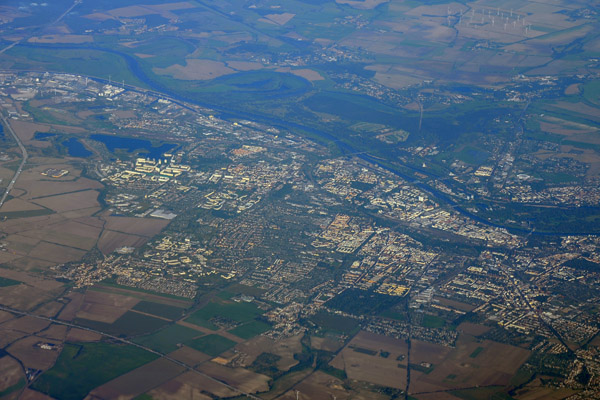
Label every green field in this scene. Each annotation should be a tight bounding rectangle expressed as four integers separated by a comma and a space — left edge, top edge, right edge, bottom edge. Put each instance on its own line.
32, 342, 158, 400
0, 208, 54, 219
309, 311, 360, 334
229, 320, 271, 339
409, 363, 435, 374
538, 171, 578, 184
186, 334, 237, 356
470, 346, 484, 358
379, 310, 406, 321
583, 80, 600, 105
250, 352, 281, 377
450, 386, 514, 400
133, 324, 201, 353
477, 202, 600, 234
133, 395, 154, 400
351, 346, 378, 356
4, 46, 148, 88
183, 316, 218, 331
0, 378, 25, 397
185, 299, 263, 329
455, 146, 490, 165
146, 68, 310, 110
350, 122, 388, 133
421, 314, 446, 329
125, 37, 194, 68
132, 301, 185, 320
216, 290, 236, 300
304, 91, 410, 129
325, 288, 404, 315
75, 311, 169, 337
22, 102, 67, 125
0, 277, 21, 287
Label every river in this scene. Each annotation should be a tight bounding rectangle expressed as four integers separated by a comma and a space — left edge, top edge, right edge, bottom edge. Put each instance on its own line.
13, 42, 600, 237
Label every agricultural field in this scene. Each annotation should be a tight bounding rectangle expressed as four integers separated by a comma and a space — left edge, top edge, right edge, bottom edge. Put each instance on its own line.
88, 357, 186, 400
6, 335, 63, 370
74, 290, 140, 323
186, 334, 237, 357
229, 320, 272, 340
132, 300, 186, 320
330, 331, 409, 389
196, 361, 271, 394
0, 276, 20, 287
0, 119, 169, 269
75, 311, 170, 337
145, 370, 239, 399
410, 336, 531, 394
278, 372, 350, 400
0, 271, 64, 310
235, 334, 303, 371
185, 298, 264, 328
133, 324, 202, 354
0, 356, 25, 395
90, 284, 194, 307
310, 335, 345, 353
309, 311, 360, 334
6, 0, 592, 114
31, 342, 158, 400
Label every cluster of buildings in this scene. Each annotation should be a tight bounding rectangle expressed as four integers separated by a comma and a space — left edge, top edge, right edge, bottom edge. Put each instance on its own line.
315, 158, 521, 247
53, 250, 201, 299
365, 318, 458, 347
504, 184, 600, 206
4, 70, 600, 389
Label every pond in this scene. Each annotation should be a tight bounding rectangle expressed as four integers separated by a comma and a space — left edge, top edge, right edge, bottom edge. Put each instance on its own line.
34, 132, 57, 140
90, 134, 175, 160
64, 137, 92, 158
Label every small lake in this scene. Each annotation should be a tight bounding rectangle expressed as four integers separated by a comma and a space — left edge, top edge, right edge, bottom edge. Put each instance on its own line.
34, 132, 57, 140
64, 138, 92, 158
90, 134, 176, 159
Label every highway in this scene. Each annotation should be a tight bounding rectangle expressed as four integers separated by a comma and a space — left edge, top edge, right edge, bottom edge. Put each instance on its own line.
0, 113, 28, 210
0, 0, 69, 209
